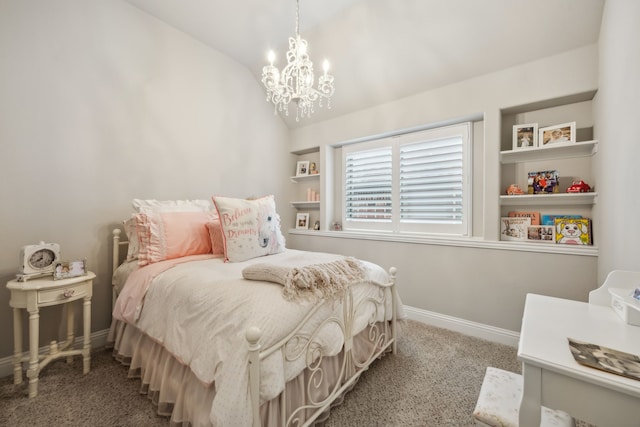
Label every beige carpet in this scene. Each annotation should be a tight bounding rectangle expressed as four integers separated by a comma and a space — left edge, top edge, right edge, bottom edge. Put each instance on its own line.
0, 320, 592, 426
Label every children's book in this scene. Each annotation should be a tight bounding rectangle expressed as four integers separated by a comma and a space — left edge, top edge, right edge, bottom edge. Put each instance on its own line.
568, 338, 640, 381
500, 217, 531, 241
541, 214, 582, 226
527, 225, 555, 243
527, 170, 559, 194
554, 217, 592, 245
508, 211, 540, 225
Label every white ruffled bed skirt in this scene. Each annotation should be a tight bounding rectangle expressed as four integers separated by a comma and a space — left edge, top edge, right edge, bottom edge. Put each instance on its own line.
107, 319, 392, 427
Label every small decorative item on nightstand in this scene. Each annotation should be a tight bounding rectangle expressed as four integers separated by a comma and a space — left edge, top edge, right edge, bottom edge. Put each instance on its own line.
17, 242, 60, 282
53, 259, 87, 280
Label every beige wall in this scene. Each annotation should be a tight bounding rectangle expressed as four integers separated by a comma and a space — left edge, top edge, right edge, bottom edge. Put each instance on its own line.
594, 0, 640, 282
0, 0, 290, 360
287, 45, 601, 333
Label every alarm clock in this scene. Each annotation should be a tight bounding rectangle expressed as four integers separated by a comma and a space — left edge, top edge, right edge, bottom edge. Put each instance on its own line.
19, 242, 61, 275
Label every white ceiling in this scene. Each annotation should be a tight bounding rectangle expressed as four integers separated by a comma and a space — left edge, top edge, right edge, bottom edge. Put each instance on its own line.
123, 0, 605, 128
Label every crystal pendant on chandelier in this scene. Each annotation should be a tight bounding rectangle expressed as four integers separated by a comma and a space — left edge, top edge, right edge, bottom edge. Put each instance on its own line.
261, 0, 335, 121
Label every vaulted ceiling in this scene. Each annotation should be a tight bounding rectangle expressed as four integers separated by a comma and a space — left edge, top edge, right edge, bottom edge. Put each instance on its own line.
123, 0, 605, 128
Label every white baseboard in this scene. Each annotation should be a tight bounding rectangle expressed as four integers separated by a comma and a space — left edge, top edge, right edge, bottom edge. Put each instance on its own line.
0, 328, 110, 379
403, 305, 520, 347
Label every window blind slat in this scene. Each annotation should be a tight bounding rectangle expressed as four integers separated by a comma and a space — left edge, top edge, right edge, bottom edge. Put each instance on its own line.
399, 136, 464, 225
345, 147, 393, 222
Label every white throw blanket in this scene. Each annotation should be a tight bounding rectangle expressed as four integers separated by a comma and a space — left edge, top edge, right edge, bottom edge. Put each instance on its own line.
242, 256, 367, 301
111, 249, 400, 427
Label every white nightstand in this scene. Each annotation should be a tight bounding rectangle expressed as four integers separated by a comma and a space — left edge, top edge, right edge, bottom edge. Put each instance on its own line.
6, 272, 95, 398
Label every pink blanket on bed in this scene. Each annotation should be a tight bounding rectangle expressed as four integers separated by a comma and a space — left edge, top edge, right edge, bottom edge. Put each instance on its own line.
112, 254, 218, 323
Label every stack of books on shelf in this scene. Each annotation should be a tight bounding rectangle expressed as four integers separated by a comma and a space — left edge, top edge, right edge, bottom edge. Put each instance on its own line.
500, 211, 593, 245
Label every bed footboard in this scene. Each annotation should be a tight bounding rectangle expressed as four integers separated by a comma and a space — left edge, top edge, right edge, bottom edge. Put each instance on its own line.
246, 267, 398, 427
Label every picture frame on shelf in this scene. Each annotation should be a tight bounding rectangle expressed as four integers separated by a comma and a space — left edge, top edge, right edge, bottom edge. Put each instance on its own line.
513, 123, 538, 150
296, 161, 310, 176
54, 259, 87, 280
296, 212, 310, 229
539, 122, 576, 147
527, 170, 559, 194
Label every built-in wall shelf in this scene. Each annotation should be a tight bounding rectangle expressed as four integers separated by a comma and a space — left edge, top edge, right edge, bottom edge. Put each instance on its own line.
290, 201, 320, 209
500, 192, 597, 207
500, 140, 597, 164
290, 174, 320, 183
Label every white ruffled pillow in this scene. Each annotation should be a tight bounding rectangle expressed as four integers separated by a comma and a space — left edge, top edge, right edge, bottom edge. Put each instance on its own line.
212, 195, 286, 262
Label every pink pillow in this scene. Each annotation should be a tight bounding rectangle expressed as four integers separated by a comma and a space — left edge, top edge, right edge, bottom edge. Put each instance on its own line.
136, 211, 218, 266
207, 221, 225, 256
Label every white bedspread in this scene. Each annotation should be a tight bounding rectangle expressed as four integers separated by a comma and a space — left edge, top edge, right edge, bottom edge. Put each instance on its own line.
112, 249, 401, 427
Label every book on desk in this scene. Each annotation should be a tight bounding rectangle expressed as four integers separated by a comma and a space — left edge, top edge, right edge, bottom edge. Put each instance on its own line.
568, 337, 640, 382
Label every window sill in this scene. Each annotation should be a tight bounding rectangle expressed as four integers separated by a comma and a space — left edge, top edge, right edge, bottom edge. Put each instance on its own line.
287, 229, 598, 256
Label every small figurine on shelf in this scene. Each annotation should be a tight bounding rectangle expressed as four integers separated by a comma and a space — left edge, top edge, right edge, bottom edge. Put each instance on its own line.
566, 180, 591, 193
313, 220, 320, 230
506, 184, 524, 195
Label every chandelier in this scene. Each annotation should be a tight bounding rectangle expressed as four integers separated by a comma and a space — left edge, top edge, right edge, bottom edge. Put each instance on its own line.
261, 0, 335, 121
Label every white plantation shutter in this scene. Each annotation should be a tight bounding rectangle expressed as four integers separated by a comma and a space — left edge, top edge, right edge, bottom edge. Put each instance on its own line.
345, 147, 393, 227
342, 123, 471, 236
399, 136, 463, 224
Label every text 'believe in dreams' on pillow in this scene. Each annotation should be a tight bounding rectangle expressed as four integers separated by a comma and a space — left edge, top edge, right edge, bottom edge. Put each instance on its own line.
212, 195, 285, 262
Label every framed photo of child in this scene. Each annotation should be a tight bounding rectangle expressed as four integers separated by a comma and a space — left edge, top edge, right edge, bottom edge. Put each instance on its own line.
539, 122, 576, 147
296, 161, 310, 176
54, 259, 87, 280
513, 123, 538, 150
296, 213, 310, 229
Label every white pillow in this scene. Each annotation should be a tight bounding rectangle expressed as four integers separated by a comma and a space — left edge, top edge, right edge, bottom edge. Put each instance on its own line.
212, 195, 286, 262
132, 198, 212, 212
123, 216, 140, 261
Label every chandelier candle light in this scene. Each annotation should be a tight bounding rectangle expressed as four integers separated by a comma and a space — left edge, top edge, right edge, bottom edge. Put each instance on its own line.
262, 0, 335, 121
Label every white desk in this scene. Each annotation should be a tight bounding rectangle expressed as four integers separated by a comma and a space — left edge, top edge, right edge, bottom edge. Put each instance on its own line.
518, 293, 640, 427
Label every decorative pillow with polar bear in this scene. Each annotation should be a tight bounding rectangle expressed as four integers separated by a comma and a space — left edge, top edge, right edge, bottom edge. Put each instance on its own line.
212, 195, 286, 262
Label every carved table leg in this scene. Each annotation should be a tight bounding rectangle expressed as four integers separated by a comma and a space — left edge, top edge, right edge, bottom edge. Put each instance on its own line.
82, 295, 91, 374
27, 308, 40, 398
66, 302, 75, 364
13, 308, 23, 385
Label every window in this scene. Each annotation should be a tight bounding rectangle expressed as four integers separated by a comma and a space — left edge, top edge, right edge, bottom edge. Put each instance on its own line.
343, 123, 471, 236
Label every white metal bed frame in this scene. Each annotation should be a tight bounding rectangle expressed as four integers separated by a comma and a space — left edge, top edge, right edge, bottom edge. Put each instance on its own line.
111, 228, 399, 426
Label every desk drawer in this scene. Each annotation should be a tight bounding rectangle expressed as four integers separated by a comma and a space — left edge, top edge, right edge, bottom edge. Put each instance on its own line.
38, 283, 88, 305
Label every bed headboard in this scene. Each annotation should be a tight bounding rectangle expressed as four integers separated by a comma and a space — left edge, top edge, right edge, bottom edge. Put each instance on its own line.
112, 228, 128, 306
